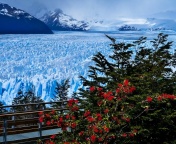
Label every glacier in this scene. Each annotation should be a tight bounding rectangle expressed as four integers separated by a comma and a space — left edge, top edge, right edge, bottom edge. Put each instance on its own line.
0, 31, 176, 105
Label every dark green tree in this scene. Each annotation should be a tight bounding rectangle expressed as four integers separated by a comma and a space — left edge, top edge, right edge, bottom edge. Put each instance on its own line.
52, 79, 70, 108
77, 33, 176, 143
0, 101, 5, 113
12, 87, 44, 120
0, 101, 7, 121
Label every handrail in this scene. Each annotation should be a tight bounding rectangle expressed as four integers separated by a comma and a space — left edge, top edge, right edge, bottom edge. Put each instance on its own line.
0, 100, 68, 109
0, 100, 69, 144
0, 108, 69, 117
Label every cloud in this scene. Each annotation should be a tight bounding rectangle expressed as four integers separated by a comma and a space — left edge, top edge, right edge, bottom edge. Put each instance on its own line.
0, 0, 176, 20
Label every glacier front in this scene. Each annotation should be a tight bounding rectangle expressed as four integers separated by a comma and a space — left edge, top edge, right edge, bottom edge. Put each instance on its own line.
0, 31, 176, 105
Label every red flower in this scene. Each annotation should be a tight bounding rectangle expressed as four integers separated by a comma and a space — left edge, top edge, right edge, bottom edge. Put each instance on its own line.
104, 127, 109, 132
146, 96, 153, 102
60, 117, 63, 122
97, 87, 103, 91
118, 83, 123, 88
96, 113, 101, 117
117, 97, 122, 101
125, 117, 130, 123
50, 134, 56, 139
99, 129, 103, 133
93, 126, 99, 133
103, 91, 114, 101
98, 137, 103, 142
39, 117, 43, 123
71, 122, 77, 128
84, 110, 91, 117
51, 110, 55, 115
45, 140, 52, 144
157, 96, 163, 101
57, 122, 61, 127
123, 79, 129, 86
107, 95, 114, 101
79, 131, 84, 136
46, 121, 51, 126
45, 113, 51, 118
116, 88, 120, 93
68, 99, 78, 107
90, 135, 96, 143
103, 125, 109, 132
129, 86, 136, 93
122, 133, 127, 138
90, 86, 95, 92
38, 111, 43, 116
104, 109, 109, 114
65, 114, 70, 119
48, 141, 55, 144
96, 113, 102, 121
112, 116, 117, 120
129, 133, 134, 137
87, 116, 95, 122
71, 116, 76, 120
133, 129, 138, 133
160, 94, 176, 100
71, 106, 79, 111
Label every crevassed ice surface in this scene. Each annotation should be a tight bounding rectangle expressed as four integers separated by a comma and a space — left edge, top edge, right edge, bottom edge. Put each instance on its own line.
0, 31, 176, 105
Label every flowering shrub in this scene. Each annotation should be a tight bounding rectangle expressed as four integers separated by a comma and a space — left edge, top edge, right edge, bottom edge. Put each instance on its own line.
39, 80, 176, 143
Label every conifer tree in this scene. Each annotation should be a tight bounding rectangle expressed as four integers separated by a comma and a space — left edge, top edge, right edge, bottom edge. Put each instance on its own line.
52, 79, 70, 108
12, 87, 44, 119
78, 33, 176, 143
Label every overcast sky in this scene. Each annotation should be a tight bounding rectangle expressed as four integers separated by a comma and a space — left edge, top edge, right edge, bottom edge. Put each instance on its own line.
0, 0, 175, 20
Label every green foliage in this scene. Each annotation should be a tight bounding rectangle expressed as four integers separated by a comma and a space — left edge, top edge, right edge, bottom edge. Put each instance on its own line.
77, 33, 176, 143
53, 79, 70, 101
51, 79, 70, 108
14, 90, 43, 104
0, 101, 5, 113
40, 33, 176, 144
79, 33, 176, 99
12, 88, 44, 119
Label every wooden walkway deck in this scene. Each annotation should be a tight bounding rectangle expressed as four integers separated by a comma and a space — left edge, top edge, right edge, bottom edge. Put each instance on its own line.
0, 101, 68, 144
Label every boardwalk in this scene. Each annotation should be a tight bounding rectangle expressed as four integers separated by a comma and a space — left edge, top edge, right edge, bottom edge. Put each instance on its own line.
0, 101, 68, 144
0, 128, 60, 143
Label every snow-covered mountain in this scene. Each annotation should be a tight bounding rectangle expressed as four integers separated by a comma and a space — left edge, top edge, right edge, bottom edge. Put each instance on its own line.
145, 18, 176, 31
37, 7, 176, 32
40, 9, 89, 31
150, 10, 176, 20
0, 3, 53, 34
86, 18, 176, 32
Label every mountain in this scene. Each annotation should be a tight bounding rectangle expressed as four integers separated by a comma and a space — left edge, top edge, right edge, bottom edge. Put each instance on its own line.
145, 18, 176, 31
40, 9, 88, 31
38, 8, 176, 32
150, 10, 176, 20
0, 3, 53, 34
86, 18, 176, 32
118, 25, 137, 31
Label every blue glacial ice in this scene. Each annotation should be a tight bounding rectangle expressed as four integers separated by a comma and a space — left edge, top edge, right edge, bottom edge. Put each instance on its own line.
0, 31, 176, 105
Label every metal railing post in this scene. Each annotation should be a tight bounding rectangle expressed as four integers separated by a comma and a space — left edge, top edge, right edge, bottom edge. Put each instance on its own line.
3, 117, 7, 144
38, 103, 46, 142
38, 121, 42, 140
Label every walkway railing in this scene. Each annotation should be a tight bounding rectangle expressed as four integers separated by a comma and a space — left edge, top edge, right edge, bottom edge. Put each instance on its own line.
0, 101, 68, 144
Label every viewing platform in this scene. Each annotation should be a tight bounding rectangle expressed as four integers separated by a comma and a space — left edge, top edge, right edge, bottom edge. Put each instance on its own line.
0, 101, 68, 144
